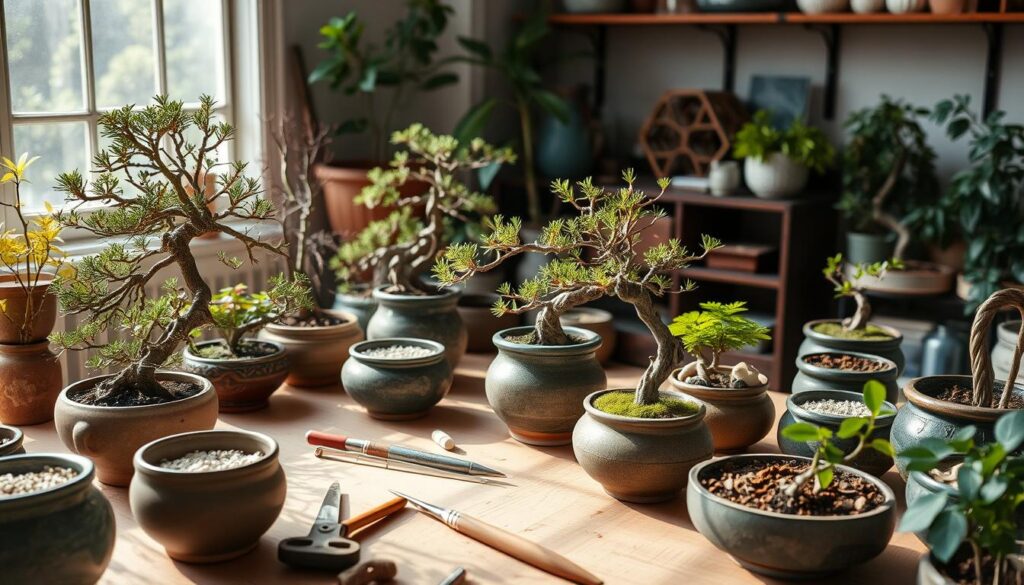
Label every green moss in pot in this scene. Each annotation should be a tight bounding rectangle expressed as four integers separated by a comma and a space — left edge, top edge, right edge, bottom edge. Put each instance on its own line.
341, 338, 453, 420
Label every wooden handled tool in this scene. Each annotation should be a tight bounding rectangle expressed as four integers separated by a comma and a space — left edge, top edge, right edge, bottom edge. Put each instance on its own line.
344, 496, 407, 536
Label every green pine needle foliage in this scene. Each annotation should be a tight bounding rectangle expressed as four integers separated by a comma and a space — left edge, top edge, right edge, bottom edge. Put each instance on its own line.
669, 301, 770, 368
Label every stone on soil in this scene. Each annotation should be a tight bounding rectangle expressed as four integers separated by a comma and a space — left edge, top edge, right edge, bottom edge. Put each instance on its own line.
159, 449, 265, 472
0, 466, 77, 496
801, 399, 871, 417
362, 345, 434, 359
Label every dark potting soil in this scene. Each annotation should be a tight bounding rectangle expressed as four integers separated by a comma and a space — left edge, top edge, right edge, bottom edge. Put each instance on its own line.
936, 546, 1021, 585
700, 458, 885, 516
196, 340, 279, 360
684, 370, 732, 388
279, 312, 347, 327
503, 331, 587, 346
803, 353, 888, 373
70, 381, 204, 407
935, 384, 1024, 409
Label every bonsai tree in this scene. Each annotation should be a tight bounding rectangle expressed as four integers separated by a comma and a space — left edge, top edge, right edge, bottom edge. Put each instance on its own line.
49, 95, 301, 405
332, 124, 513, 295
669, 301, 770, 386
734, 110, 836, 175
0, 154, 68, 343
190, 280, 313, 359
898, 410, 1024, 584
839, 96, 941, 261
436, 170, 722, 408
822, 253, 903, 333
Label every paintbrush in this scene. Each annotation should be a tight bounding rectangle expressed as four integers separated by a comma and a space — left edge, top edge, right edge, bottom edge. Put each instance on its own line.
313, 447, 508, 486
307, 430, 505, 478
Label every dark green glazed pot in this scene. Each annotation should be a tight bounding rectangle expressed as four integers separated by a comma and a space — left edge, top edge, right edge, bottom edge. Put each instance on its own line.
793, 351, 900, 403
487, 326, 606, 446
0, 423, 25, 457
845, 231, 895, 264
342, 338, 453, 420
687, 454, 896, 579
0, 453, 115, 584
799, 319, 905, 376
778, 389, 897, 477
367, 287, 466, 367
333, 289, 377, 332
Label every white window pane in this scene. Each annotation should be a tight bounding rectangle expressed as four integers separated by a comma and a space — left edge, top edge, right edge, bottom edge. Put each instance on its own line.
4, 0, 85, 114
163, 0, 226, 103
12, 122, 90, 211
91, 0, 158, 109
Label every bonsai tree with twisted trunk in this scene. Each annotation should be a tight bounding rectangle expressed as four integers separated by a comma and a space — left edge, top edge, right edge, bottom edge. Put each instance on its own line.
822, 253, 903, 333
436, 170, 721, 407
49, 95, 298, 405
332, 124, 513, 295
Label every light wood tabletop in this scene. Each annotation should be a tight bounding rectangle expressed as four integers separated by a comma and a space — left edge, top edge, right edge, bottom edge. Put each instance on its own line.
22, 353, 926, 585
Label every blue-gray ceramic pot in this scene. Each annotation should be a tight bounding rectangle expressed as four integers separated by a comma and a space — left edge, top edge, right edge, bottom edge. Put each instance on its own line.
342, 338, 453, 420
0, 453, 115, 584
183, 339, 289, 413
687, 454, 896, 579
487, 326, 606, 446
792, 351, 900, 403
778, 389, 897, 477
891, 375, 1023, 479
333, 289, 377, 332
799, 319, 905, 376
0, 423, 25, 457
573, 389, 712, 503
367, 287, 466, 367
845, 231, 895, 264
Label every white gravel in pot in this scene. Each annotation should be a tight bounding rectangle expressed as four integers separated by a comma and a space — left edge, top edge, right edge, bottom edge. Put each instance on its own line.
0, 466, 78, 496
159, 449, 265, 472
801, 399, 871, 417
361, 345, 434, 359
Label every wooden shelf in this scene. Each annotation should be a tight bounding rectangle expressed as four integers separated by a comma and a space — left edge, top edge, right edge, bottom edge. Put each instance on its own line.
548, 12, 1024, 25
679, 266, 780, 289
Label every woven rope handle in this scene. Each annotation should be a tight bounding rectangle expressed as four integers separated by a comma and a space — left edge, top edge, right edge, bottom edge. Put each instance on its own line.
969, 288, 1024, 408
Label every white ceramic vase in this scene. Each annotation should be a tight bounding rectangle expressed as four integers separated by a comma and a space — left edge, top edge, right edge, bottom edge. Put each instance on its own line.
743, 153, 809, 199
708, 160, 740, 197
796, 0, 849, 12
886, 0, 925, 13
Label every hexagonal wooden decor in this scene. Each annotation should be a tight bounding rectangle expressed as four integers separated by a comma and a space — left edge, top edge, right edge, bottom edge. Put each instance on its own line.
639, 90, 748, 178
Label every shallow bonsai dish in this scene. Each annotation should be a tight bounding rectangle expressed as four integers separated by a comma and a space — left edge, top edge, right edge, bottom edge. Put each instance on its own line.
342, 338, 453, 420
848, 260, 954, 296
0, 424, 25, 457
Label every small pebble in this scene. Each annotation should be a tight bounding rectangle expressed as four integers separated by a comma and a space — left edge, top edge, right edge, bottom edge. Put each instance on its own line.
159, 449, 264, 472
730, 362, 763, 388
0, 437, 8, 446
0, 466, 77, 497
801, 399, 871, 417
362, 345, 434, 359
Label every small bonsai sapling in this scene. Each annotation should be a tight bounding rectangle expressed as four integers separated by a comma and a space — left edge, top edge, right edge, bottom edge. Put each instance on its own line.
331, 124, 513, 295
191, 279, 313, 359
821, 253, 903, 334
669, 301, 770, 388
898, 411, 1024, 585
437, 171, 722, 411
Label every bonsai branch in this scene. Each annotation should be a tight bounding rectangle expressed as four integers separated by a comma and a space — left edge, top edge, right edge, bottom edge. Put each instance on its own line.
871, 147, 910, 260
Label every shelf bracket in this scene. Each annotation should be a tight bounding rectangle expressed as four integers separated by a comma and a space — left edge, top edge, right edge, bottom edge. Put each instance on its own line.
587, 24, 608, 119
982, 22, 1003, 118
804, 24, 840, 121
698, 24, 737, 92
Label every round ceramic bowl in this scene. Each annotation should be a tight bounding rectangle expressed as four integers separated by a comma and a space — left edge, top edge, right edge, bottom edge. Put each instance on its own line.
0, 453, 115, 584
367, 287, 467, 367
130, 430, 286, 563
669, 362, 773, 452
0, 423, 25, 457
778, 389, 897, 477
573, 389, 712, 503
457, 294, 520, 353
183, 339, 290, 412
559, 308, 617, 364
260, 309, 363, 388
342, 338, 453, 420
687, 454, 896, 579
799, 318, 905, 375
792, 351, 900, 403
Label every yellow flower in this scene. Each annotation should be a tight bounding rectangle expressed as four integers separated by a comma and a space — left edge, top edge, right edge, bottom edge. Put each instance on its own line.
0, 153, 39, 184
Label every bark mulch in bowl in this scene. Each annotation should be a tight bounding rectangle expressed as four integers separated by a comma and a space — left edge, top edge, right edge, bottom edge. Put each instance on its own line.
935, 384, 1024, 409
803, 353, 888, 373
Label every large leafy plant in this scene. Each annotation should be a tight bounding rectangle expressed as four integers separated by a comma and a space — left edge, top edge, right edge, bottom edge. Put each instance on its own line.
823, 253, 903, 332
898, 411, 1024, 585
733, 110, 835, 174
669, 301, 770, 382
192, 280, 313, 358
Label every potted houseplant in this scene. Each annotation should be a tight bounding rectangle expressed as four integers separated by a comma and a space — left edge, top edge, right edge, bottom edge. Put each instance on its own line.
49, 95, 283, 486
688, 381, 897, 578
667, 301, 774, 452
800, 253, 907, 375
734, 110, 835, 199
332, 124, 512, 367
899, 411, 1024, 584
0, 154, 67, 425
839, 97, 954, 293
892, 288, 1024, 479
309, 1, 457, 237
341, 338, 453, 420
183, 280, 312, 412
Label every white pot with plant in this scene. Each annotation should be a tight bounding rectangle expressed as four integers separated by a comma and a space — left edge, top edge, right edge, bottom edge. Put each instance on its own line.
734, 111, 835, 199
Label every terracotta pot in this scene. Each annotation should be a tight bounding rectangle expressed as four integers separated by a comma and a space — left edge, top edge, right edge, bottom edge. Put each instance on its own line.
669, 362, 774, 452
851, 0, 885, 12
0, 341, 63, 425
183, 340, 290, 412
457, 294, 519, 353
0, 423, 25, 456
0, 274, 56, 344
559, 308, 617, 364
315, 162, 427, 238
799, 318, 906, 375
793, 350, 900, 403
54, 371, 219, 486
0, 453, 115, 584
260, 309, 363, 388
342, 338, 453, 420
130, 430, 286, 563
367, 287, 467, 367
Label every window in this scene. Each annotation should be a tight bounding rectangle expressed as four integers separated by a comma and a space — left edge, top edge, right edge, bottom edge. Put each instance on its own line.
0, 0, 233, 213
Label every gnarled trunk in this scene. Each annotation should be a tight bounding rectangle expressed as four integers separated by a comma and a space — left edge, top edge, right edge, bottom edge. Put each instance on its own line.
533, 286, 605, 345
843, 290, 871, 331
615, 280, 681, 405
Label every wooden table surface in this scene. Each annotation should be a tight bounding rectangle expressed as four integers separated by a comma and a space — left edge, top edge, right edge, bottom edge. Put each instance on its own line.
23, 354, 925, 585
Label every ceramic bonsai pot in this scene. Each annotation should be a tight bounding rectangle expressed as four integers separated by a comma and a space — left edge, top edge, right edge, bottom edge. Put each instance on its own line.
669, 362, 774, 452
559, 307, 617, 364
0, 453, 115, 584
332, 289, 377, 332
778, 389, 897, 477
992, 321, 1024, 385
183, 339, 289, 412
0, 341, 63, 425
488, 326, 606, 446
573, 389, 712, 503
0, 423, 25, 456
687, 454, 896, 579
54, 371, 219, 486
342, 338, 453, 420
259, 309, 363, 388
130, 430, 286, 563
850, 260, 954, 296
743, 153, 809, 199
457, 294, 519, 353
367, 286, 467, 367
799, 318, 905, 375
845, 232, 894, 264
793, 351, 900, 403
0, 274, 57, 344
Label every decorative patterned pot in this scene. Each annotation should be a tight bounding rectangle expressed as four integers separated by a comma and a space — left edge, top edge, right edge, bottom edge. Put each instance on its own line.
793, 351, 900, 403
488, 326, 606, 445
573, 389, 712, 503
54, 371, 219, 486
458, 294, 519, 353
260, 309, 363, 388
183, 340, 289, 412
0, 274, 56, 344
342, 338, 453, 420
0, 453, 115, 584
799, 318, 906, 375
332, 290, 377, 332
130, 430, 286, 563
743, 153, 809, 199
687, 454, 896, 579
669, 362, 773, 452
0, 341, 63, 425
0, 423, 25, 457
367, 287, 467, 367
